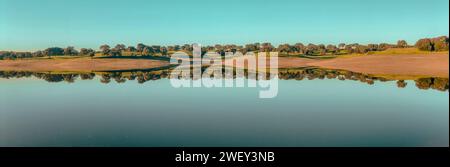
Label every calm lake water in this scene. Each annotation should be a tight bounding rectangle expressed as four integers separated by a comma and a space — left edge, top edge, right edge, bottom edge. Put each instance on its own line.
0, 69, 448, 147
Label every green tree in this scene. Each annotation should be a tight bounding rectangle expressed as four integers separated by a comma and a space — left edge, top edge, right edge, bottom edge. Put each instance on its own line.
99, 44, 111, 56
432, 36, 449, 51
114, 44, 126, 52
44, 47, 64, 58
415, 38, 433, 51
397, 40, 408, 48
63, 46, 78, 56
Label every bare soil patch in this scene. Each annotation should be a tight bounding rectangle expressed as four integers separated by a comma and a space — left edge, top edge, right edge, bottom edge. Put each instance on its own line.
0, 58, 170, 72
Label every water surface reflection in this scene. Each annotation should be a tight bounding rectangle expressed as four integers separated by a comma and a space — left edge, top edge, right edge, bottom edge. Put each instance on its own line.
1, 68, 448, 91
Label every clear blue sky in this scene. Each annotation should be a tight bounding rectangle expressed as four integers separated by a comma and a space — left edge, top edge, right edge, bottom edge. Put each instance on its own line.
1, 0, 449, 51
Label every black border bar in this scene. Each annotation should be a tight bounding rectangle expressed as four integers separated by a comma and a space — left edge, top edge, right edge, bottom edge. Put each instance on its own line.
0, 147, 448, 165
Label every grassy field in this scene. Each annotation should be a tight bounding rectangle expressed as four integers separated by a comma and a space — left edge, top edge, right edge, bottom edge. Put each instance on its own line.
339, 48, 449, 58
370, 48, 447, 55
279, 48, 449, 59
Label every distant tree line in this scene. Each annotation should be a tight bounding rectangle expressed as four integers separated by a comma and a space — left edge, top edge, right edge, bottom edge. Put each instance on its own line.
98, 43, 170, 57
1, 36, 448, 60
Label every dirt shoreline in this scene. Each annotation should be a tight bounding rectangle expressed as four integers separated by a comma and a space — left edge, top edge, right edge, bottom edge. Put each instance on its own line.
0, 58, 170, 72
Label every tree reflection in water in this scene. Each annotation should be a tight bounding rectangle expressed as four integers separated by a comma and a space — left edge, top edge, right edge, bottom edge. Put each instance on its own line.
1, 68, 448, 92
